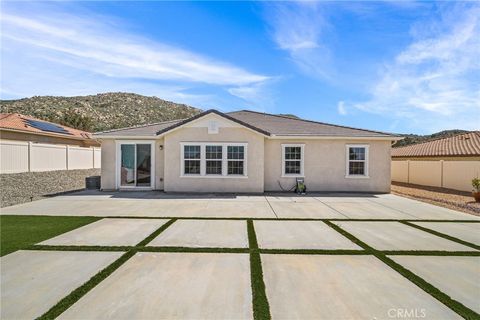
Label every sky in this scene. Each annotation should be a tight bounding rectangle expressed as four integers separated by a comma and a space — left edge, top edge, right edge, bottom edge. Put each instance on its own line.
1, 1, 479, 134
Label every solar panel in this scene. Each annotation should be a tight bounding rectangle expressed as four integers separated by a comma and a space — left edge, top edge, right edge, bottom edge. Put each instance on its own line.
25, 119, 72, 135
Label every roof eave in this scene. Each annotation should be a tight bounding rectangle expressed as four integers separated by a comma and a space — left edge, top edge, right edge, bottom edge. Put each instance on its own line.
270, 134, 403, 141
1, 127, 93, 141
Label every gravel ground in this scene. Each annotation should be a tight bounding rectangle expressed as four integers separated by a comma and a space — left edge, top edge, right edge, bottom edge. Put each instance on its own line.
391, 182, 480, 216
1, 169, 101, 208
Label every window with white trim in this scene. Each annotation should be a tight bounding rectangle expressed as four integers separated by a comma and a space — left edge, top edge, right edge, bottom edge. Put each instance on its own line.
346, 145, 369, 177
181, 143, 247, 177
282, 144, 304, 176
206, 145, 222, 175
183, 145, 201, 175
227, 146, 245, 175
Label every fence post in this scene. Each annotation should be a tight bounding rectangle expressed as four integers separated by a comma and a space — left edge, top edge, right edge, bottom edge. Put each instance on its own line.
66, 145, 69, 170
440, 160, 444, 188
407, 160, 410, 184
28, 142, 32, 172
92, 147, 95, 169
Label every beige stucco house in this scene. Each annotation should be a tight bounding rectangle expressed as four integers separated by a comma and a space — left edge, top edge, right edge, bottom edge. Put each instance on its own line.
94, 110, 401, 193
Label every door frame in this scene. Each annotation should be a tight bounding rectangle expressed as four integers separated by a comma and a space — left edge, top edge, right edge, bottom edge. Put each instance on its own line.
115, 140, 156, 190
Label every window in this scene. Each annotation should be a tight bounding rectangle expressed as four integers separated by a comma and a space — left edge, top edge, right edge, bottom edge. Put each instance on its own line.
183, 145, 201, 175
181, 143, 247, 177
206, 145, 222, 175
282, 144, 304, 177
228, 146, 245, 175
346, 145, 369, 177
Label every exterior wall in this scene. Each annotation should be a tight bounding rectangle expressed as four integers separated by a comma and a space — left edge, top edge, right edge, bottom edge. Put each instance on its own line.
264, 139, 391, 193
391, 158, 480, 192
1, 139, 100, 174
155, 139, 164, 190
0, 130, 99, 147
163, 127, 264, 193
100, 139, 116, 190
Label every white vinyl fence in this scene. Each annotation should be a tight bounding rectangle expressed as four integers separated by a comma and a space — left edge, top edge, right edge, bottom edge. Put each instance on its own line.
392, 159, 480, 192
0, 140, 101, 174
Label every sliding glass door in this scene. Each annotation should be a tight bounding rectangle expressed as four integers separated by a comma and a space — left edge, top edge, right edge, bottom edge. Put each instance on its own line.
119, 142, 153, 188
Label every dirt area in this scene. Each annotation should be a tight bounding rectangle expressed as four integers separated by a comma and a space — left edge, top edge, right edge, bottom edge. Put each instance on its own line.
391, 182, 480, 216
0, 169, 101, 208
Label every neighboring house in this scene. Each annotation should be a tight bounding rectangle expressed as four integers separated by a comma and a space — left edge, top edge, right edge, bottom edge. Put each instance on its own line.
0, 113, 100, 173
391, 131, 480, 192
95, 110, 400, 193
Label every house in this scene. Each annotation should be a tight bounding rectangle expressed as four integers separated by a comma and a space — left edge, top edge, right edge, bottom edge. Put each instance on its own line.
0, 113, 100, 173
0, 113, 99, 147
391, 131, 480, 192
94, 109, 401, 193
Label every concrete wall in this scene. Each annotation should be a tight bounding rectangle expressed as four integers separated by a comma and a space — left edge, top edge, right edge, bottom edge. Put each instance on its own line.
1, 139, 100, 174
392, 159, 480, 192
264, 139, 392, 193
163, 127, 264, 193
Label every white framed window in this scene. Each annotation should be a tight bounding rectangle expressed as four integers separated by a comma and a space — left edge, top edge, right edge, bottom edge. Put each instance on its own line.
345, 144, 369, 178
281, 144, 304, 177
227, 145, 245, 175
115, 140, 155, 189
180, 142, 247, 177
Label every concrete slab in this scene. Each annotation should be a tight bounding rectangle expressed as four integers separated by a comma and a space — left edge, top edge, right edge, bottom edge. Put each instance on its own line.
371, 198, 480, 220
148, 220, 248, 248
58, 252, 252, 320
261, 254, 460, 319
327, 201, 416, 219
254, 220, 361, 250
269, 201, 346, 219
332, 221, 475, 251
0, 250, 121, 319
411, 222, 480, 245
390, 256, 480, 313
41, 218, 168, 246
265, 196, 320, 203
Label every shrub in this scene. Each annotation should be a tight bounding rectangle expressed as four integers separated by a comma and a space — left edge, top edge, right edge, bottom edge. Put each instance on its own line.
472, 177, 480, 192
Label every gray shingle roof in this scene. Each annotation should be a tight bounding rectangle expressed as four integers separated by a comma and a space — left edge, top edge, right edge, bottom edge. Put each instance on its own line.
95, 119, 183, 136
227, 110, 397, 137
94, 109, 399, 138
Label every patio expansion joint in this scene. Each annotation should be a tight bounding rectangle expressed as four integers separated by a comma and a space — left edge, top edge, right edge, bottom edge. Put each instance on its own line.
323, 221, 480, 320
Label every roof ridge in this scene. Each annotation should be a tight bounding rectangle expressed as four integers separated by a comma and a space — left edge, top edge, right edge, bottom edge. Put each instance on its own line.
227, 109, 398, 136
94, 118, 185, 134
393, 131, 476, 150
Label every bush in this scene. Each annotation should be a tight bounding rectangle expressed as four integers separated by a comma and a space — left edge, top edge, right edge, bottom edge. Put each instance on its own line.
61, 109, 93, 131
472, 177, 480, 192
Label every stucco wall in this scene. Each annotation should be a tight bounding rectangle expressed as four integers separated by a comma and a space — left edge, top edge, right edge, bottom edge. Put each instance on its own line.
163, 127, 264, 193
264, 139, 392, 193
100, 139, 116, 190
0, 130, 99, 147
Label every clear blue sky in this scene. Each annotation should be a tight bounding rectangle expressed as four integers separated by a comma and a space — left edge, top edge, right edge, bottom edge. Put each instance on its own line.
2, 1, 479, 134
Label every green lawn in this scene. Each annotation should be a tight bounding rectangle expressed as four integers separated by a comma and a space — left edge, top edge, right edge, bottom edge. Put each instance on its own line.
0, 215, 99, 256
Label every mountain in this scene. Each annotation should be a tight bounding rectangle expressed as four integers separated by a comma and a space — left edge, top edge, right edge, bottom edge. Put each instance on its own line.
393, 130, 470, 148
0, 92, 202, 132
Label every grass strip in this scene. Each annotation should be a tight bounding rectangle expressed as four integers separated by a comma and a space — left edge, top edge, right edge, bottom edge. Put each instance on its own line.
260, 248, 368, 255
383, 250, 480, 256
324, 220, 480, 320
136, 218, 177, 246
28, 245, 132, 252
401, 221, 480, 250
37, 250, 137, 320
247, 220, 271, 320
138, 246, 249, 253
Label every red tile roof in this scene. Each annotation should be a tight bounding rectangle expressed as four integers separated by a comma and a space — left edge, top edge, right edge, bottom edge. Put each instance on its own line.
392, 132, 480, 158
0, 113, 93, 140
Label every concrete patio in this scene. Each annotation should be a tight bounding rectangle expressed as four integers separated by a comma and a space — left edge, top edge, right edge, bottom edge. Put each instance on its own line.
1, 192, 479, 319
2, 190, 479, 220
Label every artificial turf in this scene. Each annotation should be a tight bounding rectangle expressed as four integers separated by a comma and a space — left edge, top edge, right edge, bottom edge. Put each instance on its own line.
0, 215, 99, 256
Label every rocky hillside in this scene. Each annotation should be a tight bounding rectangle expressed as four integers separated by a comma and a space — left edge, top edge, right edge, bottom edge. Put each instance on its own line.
0, 92, 202, 132
393, 130, 470, 148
